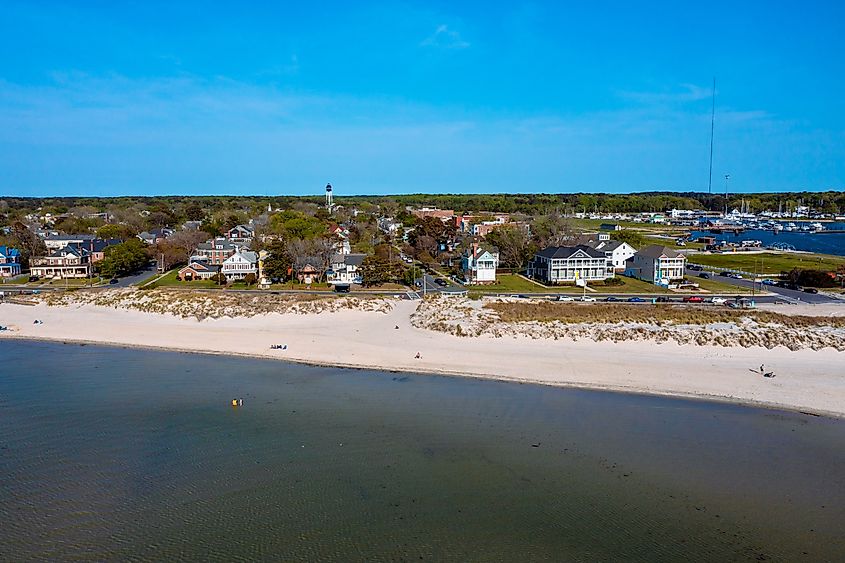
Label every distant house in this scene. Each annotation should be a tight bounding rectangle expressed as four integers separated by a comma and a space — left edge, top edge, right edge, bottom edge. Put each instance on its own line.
195, 238, 237, 265
66, 238, 122, 263
626, 245, 686, 285
462, 244, 499, 284
600, 223, 622, 231
43, 233, 96, 251
527, 245, 612, 284
177, 259, 221, 281
225, 224, 254, 245
327, 253, 366, 284
137, 228, 174, 245
221, 250, 258, 281
30, 246, 93, 279
182, 220, 203, 231
0, 245, 22, 277
297, 263, 321, 284
411, 207, 455, 222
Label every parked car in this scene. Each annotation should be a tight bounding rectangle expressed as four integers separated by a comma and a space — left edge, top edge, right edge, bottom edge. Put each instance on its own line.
710, 297, 727, 304
434, 278, 448, 287
718, 271, 732, 277
728, 273, 743, 279
727, 301, 740, 309
761, 279, 777, 285
698, 272, 710, 279
604, 296, 621, 302
627, 297, 646, 303
580, 296, 596, 302
509, 294, 529, 299
28, 275, 40, 282
683, 296, 704, 303
688, 265, 703, 271
109, 278, 119, 285
334, 284, 351, 293
803, 287, 819, 294
556, 295, 574, 302
655, 296, 671, 302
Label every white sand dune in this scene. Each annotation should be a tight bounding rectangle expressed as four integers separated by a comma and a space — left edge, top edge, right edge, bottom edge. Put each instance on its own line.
2, 300, 844, 418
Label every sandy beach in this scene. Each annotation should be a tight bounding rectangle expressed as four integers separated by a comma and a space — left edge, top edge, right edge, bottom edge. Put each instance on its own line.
2, 298, 845, 418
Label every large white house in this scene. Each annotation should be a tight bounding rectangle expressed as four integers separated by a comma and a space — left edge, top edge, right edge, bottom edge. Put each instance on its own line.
583, 240, 637, 271
327, 253, 366, 284
626, 245, 686, 286
221, 250, 258, 281
527, 245, 612, 284
462, 245, 499, 284
30, 246, 93, 279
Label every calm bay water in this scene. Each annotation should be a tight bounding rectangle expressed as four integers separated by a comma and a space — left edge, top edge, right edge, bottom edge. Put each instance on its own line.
1, 340, 844, 561
691, 222, 845, 255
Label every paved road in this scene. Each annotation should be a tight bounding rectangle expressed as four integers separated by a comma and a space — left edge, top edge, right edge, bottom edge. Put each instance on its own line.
684, 266, 838, 304
114, 264, 159, 287
416, 273, 466, 295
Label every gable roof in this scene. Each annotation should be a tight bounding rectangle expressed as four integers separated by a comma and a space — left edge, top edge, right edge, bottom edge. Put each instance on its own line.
636, 245, 683, 259
0, 246, 20, 258
535, 245, 606, 260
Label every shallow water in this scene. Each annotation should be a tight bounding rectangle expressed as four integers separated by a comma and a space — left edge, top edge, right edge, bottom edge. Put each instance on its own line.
1, 340, 844, 561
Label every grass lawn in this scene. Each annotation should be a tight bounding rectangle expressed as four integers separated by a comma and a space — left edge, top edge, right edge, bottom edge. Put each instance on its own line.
469, 273, 671, 294
687, 251, 845, 275
144, 269, 220, 289
691, 276, 754, 294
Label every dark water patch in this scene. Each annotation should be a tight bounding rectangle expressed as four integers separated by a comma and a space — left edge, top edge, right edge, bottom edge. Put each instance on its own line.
1, 340, 844, 561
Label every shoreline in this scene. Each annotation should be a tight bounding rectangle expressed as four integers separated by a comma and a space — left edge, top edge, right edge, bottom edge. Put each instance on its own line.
2, 332, 842, 420
3, 300, 845, 420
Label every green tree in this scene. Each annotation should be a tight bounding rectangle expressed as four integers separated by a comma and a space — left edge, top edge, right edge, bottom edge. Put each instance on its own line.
359, 255, 400, 287
98, 239, 150, 278
96, 223, 137, 240
262, 240, 293, 281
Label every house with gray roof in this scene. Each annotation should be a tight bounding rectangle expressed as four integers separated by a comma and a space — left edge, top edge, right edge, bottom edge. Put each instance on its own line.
327, 253, 366, 285
526, 245, 613, 284
625, 245, 686, 286
221, 249, 258, 281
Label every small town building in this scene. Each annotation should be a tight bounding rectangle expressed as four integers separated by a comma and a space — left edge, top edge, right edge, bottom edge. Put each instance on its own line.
327, 253, 366, 285
195, 238, 238, 265
225, 224, 254, 244
626, 245, 686, 286
177, 259, 221, 281
137, 228, 174, 245
0, 245, 22, 277
527, 245, 612, 284
43, 233, 96, 251
462, 244, 499, 284
582, 239, 637, 272
297, 263, 321, 284
221, 250, 258, 281
30, 246, 93, 279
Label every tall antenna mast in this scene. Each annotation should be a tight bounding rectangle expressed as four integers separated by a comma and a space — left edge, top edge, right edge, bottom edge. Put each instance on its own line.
707, 77, 716, 194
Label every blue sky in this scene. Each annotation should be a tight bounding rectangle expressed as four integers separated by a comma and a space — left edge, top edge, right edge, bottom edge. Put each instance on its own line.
1, 1, 843, 196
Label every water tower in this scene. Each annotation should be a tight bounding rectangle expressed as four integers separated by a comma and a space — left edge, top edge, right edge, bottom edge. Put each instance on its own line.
325, 183, 333, 210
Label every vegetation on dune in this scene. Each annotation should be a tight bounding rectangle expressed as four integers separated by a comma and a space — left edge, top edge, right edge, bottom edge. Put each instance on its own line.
484, 302, 845, 328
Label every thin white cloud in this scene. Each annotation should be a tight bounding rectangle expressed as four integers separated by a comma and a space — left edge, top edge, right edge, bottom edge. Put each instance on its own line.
420, 24, 470, 49
618, 83, 715, 105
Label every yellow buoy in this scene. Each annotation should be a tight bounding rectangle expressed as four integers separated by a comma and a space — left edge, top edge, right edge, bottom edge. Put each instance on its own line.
231, 399, 238, 407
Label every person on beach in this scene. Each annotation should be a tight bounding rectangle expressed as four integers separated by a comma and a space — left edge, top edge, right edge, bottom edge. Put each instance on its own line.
415, 352, 421, 359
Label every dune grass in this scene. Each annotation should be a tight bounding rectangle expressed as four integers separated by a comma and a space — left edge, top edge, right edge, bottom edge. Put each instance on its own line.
484, 302, 845, 328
